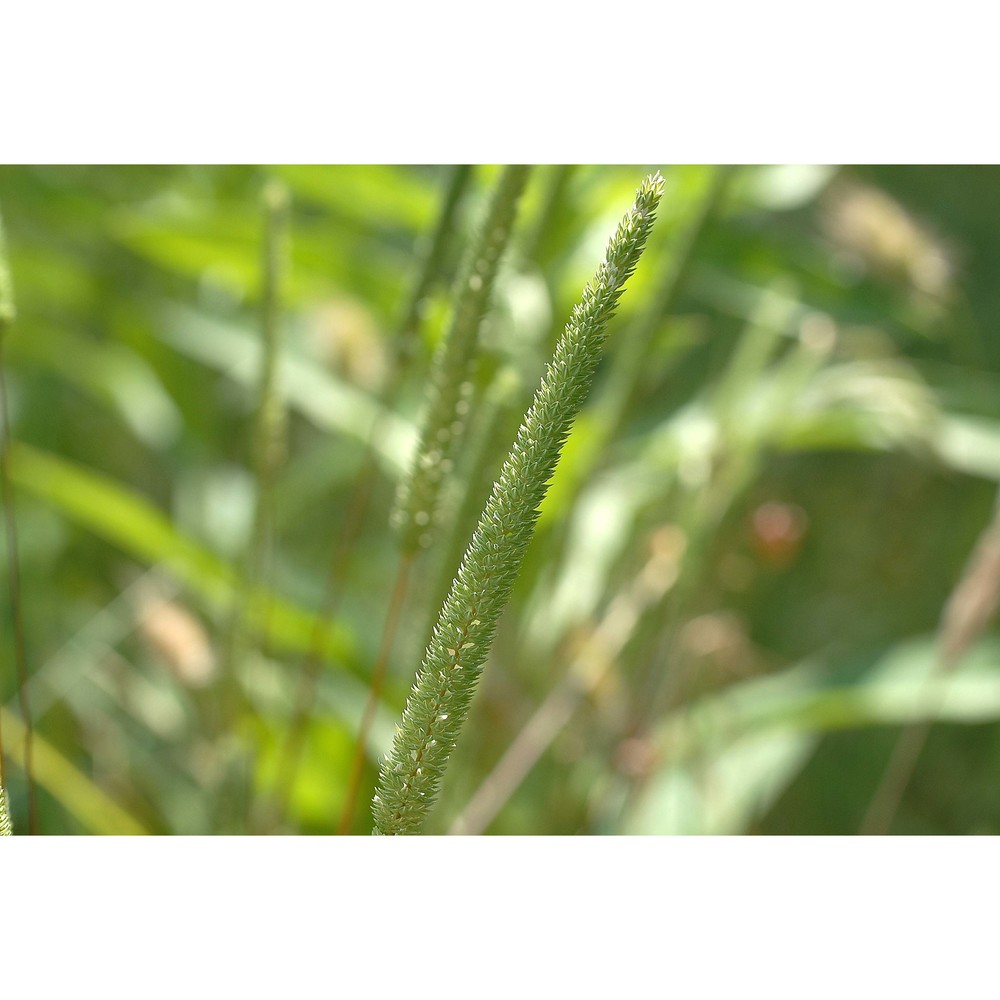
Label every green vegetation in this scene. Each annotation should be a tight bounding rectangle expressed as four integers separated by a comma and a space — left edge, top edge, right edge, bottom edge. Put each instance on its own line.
2, 164, 1000, 835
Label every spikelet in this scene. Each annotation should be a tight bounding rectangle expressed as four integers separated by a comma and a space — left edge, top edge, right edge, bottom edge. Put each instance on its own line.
0, 787, 12, 836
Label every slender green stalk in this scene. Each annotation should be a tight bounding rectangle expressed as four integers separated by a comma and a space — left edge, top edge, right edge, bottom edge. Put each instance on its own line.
372, 171, 665, 835
249, 181, 290, 599
393, 165, 474, 371
521, 165, 575, 266
336, 552, 414, 834
0, 207, 35, 834
238, 182, 288, 634
216, 183, 289, 828
392, 165, 532, 554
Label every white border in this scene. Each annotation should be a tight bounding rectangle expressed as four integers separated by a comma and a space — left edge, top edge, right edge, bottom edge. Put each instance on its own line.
5, 836, 998, 995
4, 2, 998, 163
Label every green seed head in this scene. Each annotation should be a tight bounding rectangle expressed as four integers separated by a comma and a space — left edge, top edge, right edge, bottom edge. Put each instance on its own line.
373, 171, 665, 834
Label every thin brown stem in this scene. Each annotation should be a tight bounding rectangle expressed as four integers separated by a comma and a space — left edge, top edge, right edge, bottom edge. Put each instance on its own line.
262, 448, 379, 828
860, 722, 932, 836
449, 669, 586, 836
860, 490, 1000, 835
337, 552, 414, 834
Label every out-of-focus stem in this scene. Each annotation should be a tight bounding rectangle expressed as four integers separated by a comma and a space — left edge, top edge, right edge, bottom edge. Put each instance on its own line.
0, 207, 36, 833
861, 488, 1000, 834
216, 183, 289, 829
521, 165, 575, 267
336, 553, 414, 834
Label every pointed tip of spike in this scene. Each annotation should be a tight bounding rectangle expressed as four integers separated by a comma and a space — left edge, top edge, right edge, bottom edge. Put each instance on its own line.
641, 170, 666, 204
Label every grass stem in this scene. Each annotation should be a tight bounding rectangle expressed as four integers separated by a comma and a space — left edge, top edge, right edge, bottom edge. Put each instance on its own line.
0, 208, 35, 833
336, 552, 414, 834
215, 182, 289, 829
861, 488, 1000, 834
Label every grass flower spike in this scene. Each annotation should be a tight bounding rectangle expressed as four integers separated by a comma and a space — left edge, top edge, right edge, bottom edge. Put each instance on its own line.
372, 171, 665, 834
393, 165, 531, 553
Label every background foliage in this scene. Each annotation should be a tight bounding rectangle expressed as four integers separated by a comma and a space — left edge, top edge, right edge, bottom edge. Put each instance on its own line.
3, 164, 1000, 835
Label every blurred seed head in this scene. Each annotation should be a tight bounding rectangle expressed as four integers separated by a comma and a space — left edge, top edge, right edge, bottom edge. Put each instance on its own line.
798, 311, 838, 356
821, 179, 955, 299
138, 593, 217, 688
307, 297, 387, 391
641, 524, 687, 595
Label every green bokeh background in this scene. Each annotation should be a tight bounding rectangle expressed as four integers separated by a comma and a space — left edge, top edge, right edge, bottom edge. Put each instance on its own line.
2, 164, 1000, 835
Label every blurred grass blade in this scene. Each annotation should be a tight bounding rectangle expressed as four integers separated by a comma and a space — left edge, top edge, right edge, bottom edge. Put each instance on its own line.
932, 413, 1000, 482
10, 443, 355, 669
6, 323, 183, 448
624, 729, 818, 836
161, 306, 416, 475
14, 442, 235, 599
268, 165, 439, 234
624, 636, 1000, 834
1, 706, 148, 835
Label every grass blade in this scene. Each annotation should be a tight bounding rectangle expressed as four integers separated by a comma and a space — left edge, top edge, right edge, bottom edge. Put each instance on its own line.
0, 705, 148, 835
